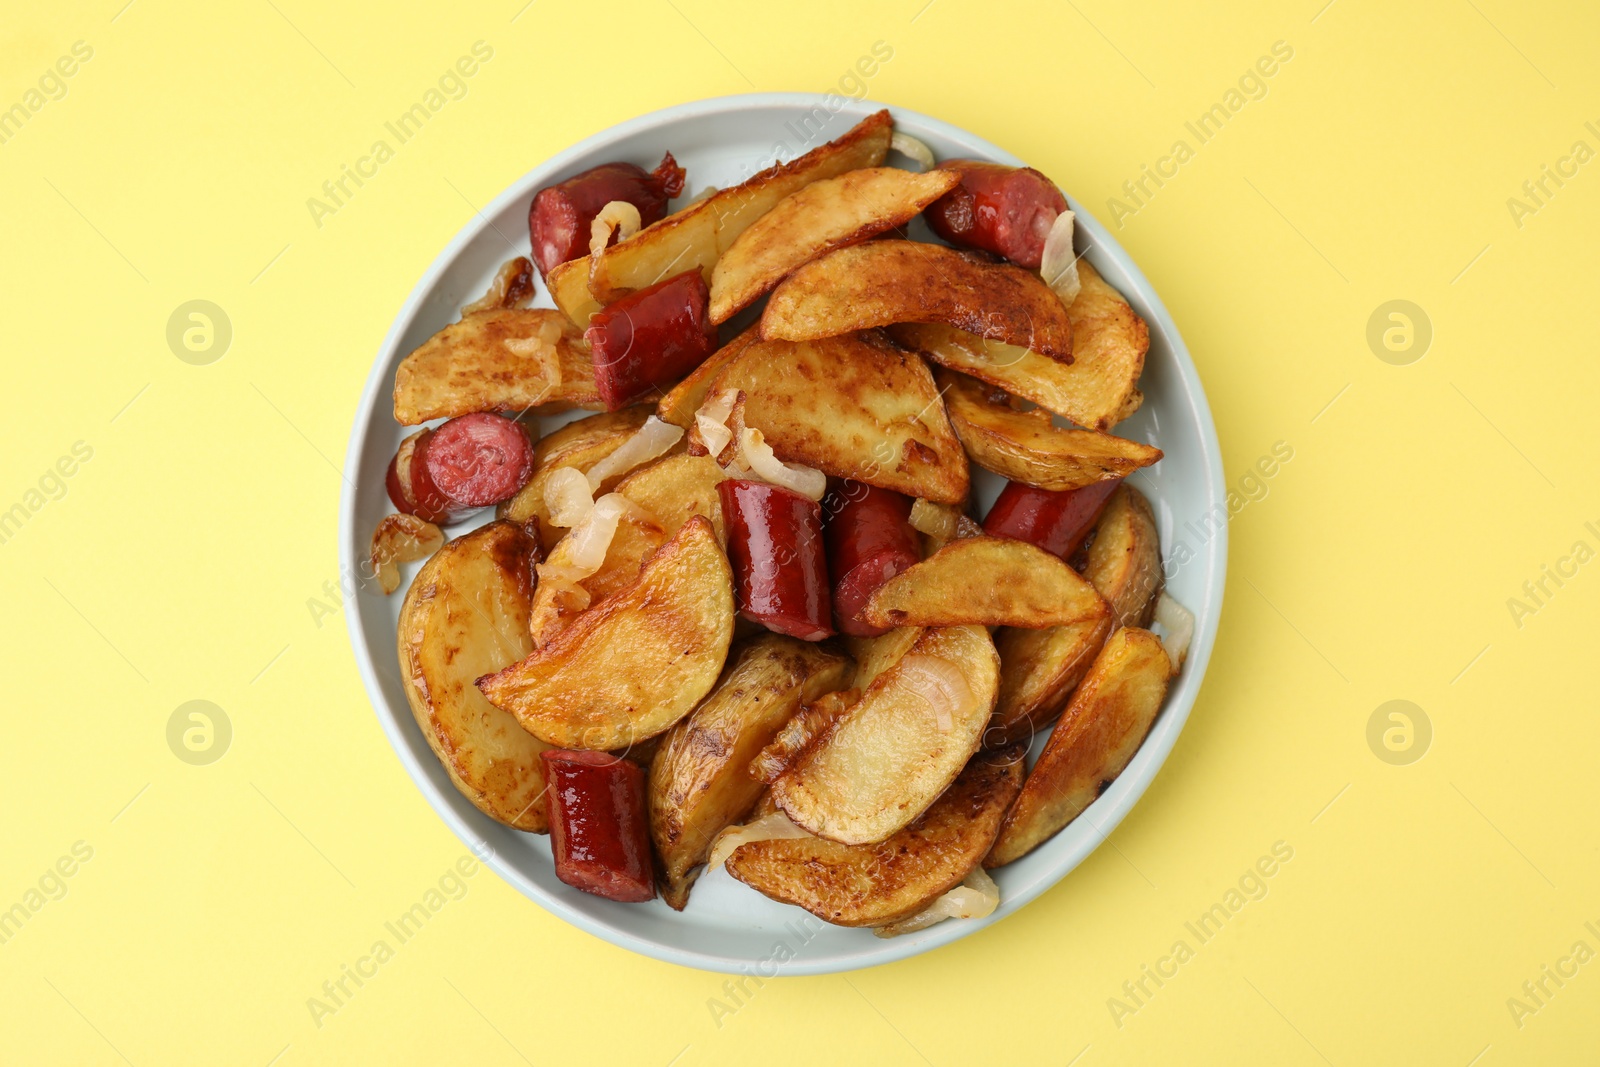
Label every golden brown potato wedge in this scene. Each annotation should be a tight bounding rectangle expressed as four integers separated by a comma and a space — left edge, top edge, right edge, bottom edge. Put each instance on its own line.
499, 406, 653, 548
987, 616, 1113, 748
889, 262, 1148, 431
1082, 484, 1163, 629
547, 111, 892, 324
708, 167, 961, 324
393, 308, 600, 425
705, 332, 969, 504
656, 326, 760, 427
987, 627, 1171, 867
727, 747, 1023, 927
649, 636, 852, 910
397, 521, 550, 831
760, 240, 1073, 361
936, 369, 1162, 491
477, 517, 734, 750
749, 688, 859, 786
843, 627, 923, 690
773, 625, 997, 844
860, 536, 1110, 630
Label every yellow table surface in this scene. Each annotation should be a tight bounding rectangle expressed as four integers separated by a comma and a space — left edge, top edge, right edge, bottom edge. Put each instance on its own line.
3, 1, 1596, 1062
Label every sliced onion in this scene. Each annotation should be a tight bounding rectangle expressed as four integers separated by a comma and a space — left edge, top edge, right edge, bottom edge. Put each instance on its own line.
1154, 593, 1194, 673
909, 498, 960, 541
542, 466, 593, 529
561, 493, 649, 576
370, 513, 444, 595
502, 316, 565, 405
588, 200, 643, 258
889, 131, 936, 170
691, 388, 740, 458
583, 416, 683, 492
1040, 209, 1081, 306
463, 255, 535, 313
895, 653, 976, 734
739, 428, 826, 500
706, 811, 813, 871
874, 867, 999, 938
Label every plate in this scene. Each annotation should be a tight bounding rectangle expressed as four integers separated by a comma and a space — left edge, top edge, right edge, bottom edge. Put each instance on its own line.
340, 93, 1226, 974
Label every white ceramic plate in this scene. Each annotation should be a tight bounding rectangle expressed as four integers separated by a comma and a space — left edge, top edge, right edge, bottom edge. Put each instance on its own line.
341, 93, 1225, 975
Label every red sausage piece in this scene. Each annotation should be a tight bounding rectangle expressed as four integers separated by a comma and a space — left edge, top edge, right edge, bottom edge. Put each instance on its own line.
528, 154, 686, 277
585, 269, 718, 410
923, 161, 1068, 270
418, 413, 534, 510
824, 481, 920, 638
983, 478, 1122, 561
541, 750, 655, 903
719, 479, 833, 641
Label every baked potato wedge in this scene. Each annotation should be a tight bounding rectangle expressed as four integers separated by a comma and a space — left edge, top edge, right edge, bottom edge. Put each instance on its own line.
987, 616, 1113, 747
499, 405, 653, 548
703, 332, 969, 504
397, 521, 550, 831
860, 536, 1111, 630
749, 688, 859, 786
760, 241, 1073, 361
393, 307, 600, 425
547, 110, 892, 324
649, 636, 852, 909
477, 516, 734, 750
525, 452, 730, 645
657, 326, 760, 427
889, 262, 1148, 431
708, 166, 961, 324
1082, 484, 1163, 629
937, 369, 1162, 490
773, 625, 997, 844
987, 627, 1171, 867
727, 747, 1023, 927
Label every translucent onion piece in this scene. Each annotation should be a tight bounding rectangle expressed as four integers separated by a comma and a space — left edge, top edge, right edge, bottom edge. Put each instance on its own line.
1154, 593, 1195, 673
739, 428, 826, 500
908, 498, 960, 541
895, 653, 977, 734
1040, 209, 1081, 306
692, 388, 740, 458
370, 513, 444, 595
588, 200, 643, 258
874, 867, 1000, 938
462, 256, 535, 313
706, 811, 813, 871
542, 466, 593, 529
583, 415, 683, 491
889, 131, 936, 170
561, 493, 648, 575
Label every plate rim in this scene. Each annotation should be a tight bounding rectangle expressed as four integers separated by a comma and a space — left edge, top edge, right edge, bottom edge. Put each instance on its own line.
339, 91, 1227, 975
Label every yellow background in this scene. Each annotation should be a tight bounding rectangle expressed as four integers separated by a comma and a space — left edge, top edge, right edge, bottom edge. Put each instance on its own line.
2, 0, 1596, 1062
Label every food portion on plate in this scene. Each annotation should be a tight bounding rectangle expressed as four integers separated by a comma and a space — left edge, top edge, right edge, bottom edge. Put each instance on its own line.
371, 109, 1195, 937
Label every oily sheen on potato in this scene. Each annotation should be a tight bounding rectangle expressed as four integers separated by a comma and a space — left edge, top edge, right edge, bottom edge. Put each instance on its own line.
397, 521, 552, 831
648, 636, 852, 910
988, 616, 1113, 748
727, 747, 1023, 927
773, 625, 998, 845
988, 627, 1172, 867
498, 406, 653, 549
476, 516, 734, 750
1081, 484, 1164, 629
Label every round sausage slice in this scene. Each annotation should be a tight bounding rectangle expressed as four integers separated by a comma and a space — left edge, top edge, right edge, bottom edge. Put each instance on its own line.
418, 412, 534, 510
527, 154, 686, 277
924, 160, 1068, 270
